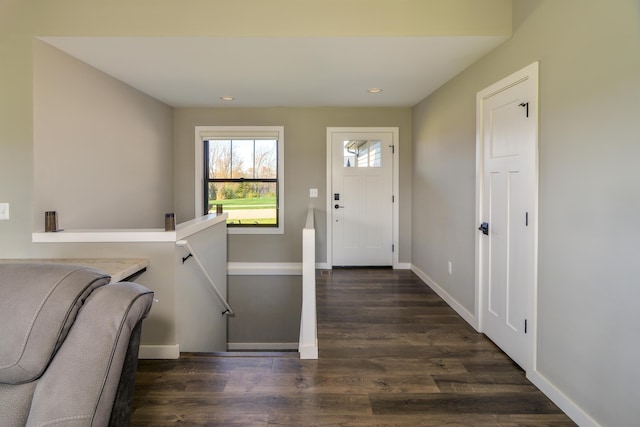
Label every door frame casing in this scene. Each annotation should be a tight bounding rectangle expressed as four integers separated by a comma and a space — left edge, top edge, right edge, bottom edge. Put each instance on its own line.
475, 62, 539, 372
326, 127, 400, 269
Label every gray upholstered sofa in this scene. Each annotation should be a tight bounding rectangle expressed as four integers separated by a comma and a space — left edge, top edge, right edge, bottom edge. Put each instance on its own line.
0, 262, 154, 427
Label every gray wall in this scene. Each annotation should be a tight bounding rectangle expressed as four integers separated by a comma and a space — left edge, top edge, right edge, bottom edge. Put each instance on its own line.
411, 1, 640, 426
0, 0, 509, 256
173, 107, 412, 264
228, 275, 302, 348
175, 221, 228, 352
33, 41, 174, 230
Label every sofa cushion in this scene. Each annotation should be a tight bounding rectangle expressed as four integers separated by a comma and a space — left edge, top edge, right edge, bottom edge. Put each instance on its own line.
26, 282, 154, 427
0, 263, 110, 384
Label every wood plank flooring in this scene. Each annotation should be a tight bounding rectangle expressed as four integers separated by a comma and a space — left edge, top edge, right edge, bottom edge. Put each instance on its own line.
131, 269, 576, 426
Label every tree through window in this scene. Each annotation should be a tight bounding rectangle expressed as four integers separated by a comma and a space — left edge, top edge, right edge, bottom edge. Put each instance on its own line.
204, 137, 279, 227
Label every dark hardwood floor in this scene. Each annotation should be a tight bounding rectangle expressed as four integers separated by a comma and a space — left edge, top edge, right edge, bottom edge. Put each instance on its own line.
131, 269, 576, 426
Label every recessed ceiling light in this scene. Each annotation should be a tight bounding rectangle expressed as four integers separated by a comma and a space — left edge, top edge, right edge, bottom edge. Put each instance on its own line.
367, 88, 383, 94
220, 96, 234, 101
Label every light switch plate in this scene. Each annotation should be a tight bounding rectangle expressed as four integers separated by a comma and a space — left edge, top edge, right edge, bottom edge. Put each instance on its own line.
0, 203, 9, 220
310, 188, 318, 198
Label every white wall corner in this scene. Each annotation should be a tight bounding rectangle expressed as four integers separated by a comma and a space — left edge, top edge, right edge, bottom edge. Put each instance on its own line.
411, 264, 479, 331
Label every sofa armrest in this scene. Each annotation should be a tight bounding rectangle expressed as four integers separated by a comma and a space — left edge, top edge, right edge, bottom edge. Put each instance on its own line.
26, 282, 153, 427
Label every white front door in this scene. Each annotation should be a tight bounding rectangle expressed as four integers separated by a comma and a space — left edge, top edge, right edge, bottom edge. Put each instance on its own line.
477, 63, 538, 371
329, 130, 394, 266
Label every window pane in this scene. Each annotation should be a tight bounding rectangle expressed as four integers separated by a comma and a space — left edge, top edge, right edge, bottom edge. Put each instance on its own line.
207, 182, 277, 226
231, 140, 254, 179
344, 141, 356, 167
357, 144, 369, 167
207, 140, 231, 178
255, 140, 277, 178
369, 141, 382, 167
343, 140, 381, 168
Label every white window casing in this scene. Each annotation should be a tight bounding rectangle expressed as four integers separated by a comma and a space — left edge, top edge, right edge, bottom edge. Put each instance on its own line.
195, 126, 284, 235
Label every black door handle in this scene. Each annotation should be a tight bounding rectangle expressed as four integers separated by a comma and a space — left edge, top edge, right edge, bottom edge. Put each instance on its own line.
479, 222, 489, 235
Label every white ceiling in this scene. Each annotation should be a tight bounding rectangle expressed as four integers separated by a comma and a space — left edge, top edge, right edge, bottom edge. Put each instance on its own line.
42, 36, 508, 108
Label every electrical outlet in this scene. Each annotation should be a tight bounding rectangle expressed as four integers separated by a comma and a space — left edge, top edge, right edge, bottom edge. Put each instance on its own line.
0, 203, 9, 220
310, 188, 318, 198
448, 261, 453, 275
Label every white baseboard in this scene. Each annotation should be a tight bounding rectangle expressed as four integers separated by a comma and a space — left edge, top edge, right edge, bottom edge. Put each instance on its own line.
228, 262, 301, 276
410, 264, 597, 427
227, 261, 333, 274
227, 342, 298, 351
138, 344, 179, 359
527, 370, 601, 427
228, 262, 334, 275
315, 263, 409, 270
411, 264, 479, 331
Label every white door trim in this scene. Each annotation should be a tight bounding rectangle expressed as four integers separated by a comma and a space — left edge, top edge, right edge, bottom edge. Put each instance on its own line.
475, 62, 539, 372
326, 127, 400, 269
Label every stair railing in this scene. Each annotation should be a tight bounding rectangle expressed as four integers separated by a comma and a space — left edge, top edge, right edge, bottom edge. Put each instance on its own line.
176, 239, 234, 316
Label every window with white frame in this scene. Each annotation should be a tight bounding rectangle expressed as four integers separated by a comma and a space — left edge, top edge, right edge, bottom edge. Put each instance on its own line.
195, 126, 284, 234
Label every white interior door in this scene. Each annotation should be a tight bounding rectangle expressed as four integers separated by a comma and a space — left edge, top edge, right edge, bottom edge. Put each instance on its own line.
330, 131, 394, 266
477, 63, 538, 371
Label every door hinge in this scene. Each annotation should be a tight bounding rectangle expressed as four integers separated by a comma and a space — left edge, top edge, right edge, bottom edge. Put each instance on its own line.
389, 144, 395, 154
524, 319, 528, 334
525, 212, 529, 226
392, 244, 395, 252
392, 195, 395, 203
